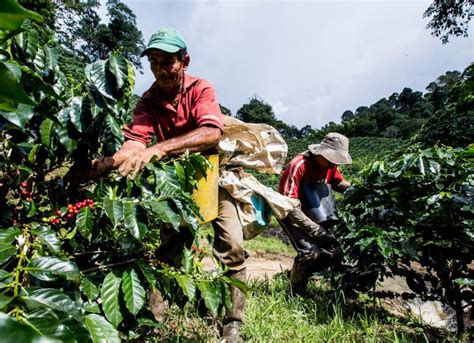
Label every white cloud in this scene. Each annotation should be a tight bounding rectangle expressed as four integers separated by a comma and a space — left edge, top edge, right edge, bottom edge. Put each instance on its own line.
122, 0, 473, 129
270, 100, 289, 117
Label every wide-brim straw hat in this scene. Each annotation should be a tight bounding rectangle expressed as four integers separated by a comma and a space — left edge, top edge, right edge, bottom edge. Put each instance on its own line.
308, 132, 352, 165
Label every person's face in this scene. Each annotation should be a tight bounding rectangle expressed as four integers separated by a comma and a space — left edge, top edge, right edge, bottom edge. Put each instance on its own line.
314, 154, 335, 169
148, 49, 189, 93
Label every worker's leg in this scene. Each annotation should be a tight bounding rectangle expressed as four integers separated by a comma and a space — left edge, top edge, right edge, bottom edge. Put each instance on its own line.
279, 206, 339, 295
212, 187, 246, 342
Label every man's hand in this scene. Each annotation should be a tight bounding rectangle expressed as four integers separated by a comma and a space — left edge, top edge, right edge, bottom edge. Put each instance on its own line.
118, 145, 163, 180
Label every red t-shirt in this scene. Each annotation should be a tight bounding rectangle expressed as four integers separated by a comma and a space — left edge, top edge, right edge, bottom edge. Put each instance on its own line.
123, 73, 223, 145
279, 151, 345, 199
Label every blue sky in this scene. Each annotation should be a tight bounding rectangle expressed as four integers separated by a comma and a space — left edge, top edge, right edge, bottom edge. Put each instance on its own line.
102, 0, 473, 129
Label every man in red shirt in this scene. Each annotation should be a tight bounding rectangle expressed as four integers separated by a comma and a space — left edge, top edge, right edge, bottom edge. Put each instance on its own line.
278, 132, 352, 295
88, 28, 245, 341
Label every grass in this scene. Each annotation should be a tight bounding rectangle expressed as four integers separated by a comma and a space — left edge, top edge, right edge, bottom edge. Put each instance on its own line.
148, 236, 456, 342
243, 233, 295, 257
242, 274, 433, 342
150, 271, 445, 342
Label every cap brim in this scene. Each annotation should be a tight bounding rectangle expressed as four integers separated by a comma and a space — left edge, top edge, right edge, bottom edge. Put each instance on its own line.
308, 144, 352, 165
140, 43, 181, 57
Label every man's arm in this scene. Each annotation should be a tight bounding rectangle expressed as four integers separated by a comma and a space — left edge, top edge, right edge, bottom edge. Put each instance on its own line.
118, 126, 221, 179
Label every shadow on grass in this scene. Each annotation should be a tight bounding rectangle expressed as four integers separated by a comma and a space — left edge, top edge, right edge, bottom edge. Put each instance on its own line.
243, 271, 456, 342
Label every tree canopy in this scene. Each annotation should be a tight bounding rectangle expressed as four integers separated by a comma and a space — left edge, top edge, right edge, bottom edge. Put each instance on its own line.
424, 0, 473, 43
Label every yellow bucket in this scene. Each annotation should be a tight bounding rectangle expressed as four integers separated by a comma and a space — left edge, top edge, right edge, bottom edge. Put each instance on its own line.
192, 154, 219, 223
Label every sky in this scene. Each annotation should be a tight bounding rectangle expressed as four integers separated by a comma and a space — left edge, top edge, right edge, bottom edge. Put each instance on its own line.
102, 0, 473, 130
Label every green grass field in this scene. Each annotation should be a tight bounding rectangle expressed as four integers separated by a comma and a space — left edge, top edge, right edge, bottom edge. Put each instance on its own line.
152, 235, 456, 342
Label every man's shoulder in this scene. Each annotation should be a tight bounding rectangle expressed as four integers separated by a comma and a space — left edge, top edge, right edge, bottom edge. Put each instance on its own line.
288, 151, 310, 167
184, 73, 214, 91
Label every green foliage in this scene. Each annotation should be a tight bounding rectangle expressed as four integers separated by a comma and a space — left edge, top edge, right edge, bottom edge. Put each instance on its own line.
338, 146, 473, 333
424, 0, 473, 44
0, 0, 43, 31
236, 96, 301, 139
415, 63, 474, 149
0, 4, 234, 340
341, 137, 405, 179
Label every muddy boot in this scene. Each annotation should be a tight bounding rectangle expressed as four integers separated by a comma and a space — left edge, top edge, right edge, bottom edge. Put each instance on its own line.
290, 261, 310, 296
148, 288, 169, 322
222, 268, 246, 343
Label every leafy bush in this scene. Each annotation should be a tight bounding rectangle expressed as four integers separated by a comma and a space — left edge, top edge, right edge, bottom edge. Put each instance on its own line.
338, 145, 473, 333
0, 2, 237, 340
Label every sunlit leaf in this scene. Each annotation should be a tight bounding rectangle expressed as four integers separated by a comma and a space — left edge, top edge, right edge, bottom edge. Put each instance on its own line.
137, 261, 157, 290
103, 114, 124, 155
103, 198, 123, 228
23, 288, 81, 319
101, 271, 123, 328
27, 309, 76, 341
197, 281, 221, 316
107, 54, 128, 91
0, 227, 21, 243
175, 274, 196, 301
27, 257, 80, 282
0, 103, 34, 131
123, 201, 144, 240
122, 268, 145, 316
31, 225, 61, 253
181, 247, 193, 274
84, 314, 120, 343
81, 277, 100, 301
76, 206, 93, 240
142, 200, 180, 231
86, 60, 114, 100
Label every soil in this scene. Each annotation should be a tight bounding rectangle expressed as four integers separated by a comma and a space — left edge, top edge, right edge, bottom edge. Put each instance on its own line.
202, 251, 294, 280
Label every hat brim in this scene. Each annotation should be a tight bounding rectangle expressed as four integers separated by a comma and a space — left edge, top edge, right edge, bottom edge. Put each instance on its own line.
140, 43, 181, 57
308, 144, 352, 165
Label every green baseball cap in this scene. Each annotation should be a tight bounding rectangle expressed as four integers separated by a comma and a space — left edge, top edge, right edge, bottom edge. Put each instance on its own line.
141, 28, 187, 57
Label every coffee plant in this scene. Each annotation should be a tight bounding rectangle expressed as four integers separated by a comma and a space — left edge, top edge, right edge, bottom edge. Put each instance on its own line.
0, 2, 238, 341
338, 145, 473, 333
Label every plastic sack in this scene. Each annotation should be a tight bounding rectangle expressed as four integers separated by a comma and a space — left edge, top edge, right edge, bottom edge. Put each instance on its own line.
218, 116, 287, 174
219, 168, 299, 240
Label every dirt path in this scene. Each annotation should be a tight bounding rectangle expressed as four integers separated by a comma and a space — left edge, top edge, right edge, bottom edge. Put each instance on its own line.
203, 252, 294, 280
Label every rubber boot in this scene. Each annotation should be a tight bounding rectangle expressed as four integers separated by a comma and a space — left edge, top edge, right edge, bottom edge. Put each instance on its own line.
289, 260, 310, 296
222, 268, 246, 343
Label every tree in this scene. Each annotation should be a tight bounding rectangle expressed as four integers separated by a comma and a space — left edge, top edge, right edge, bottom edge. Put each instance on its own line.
21, 0, 145, 79
416, 63, 474, 148
236, 96, 277, 124
76, 0, 145, 69
300, 124, 315, 137
341, 110, 355, 123
425, 70, 462, 111
219, 104, 232, 116
424, 0, 473, 43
